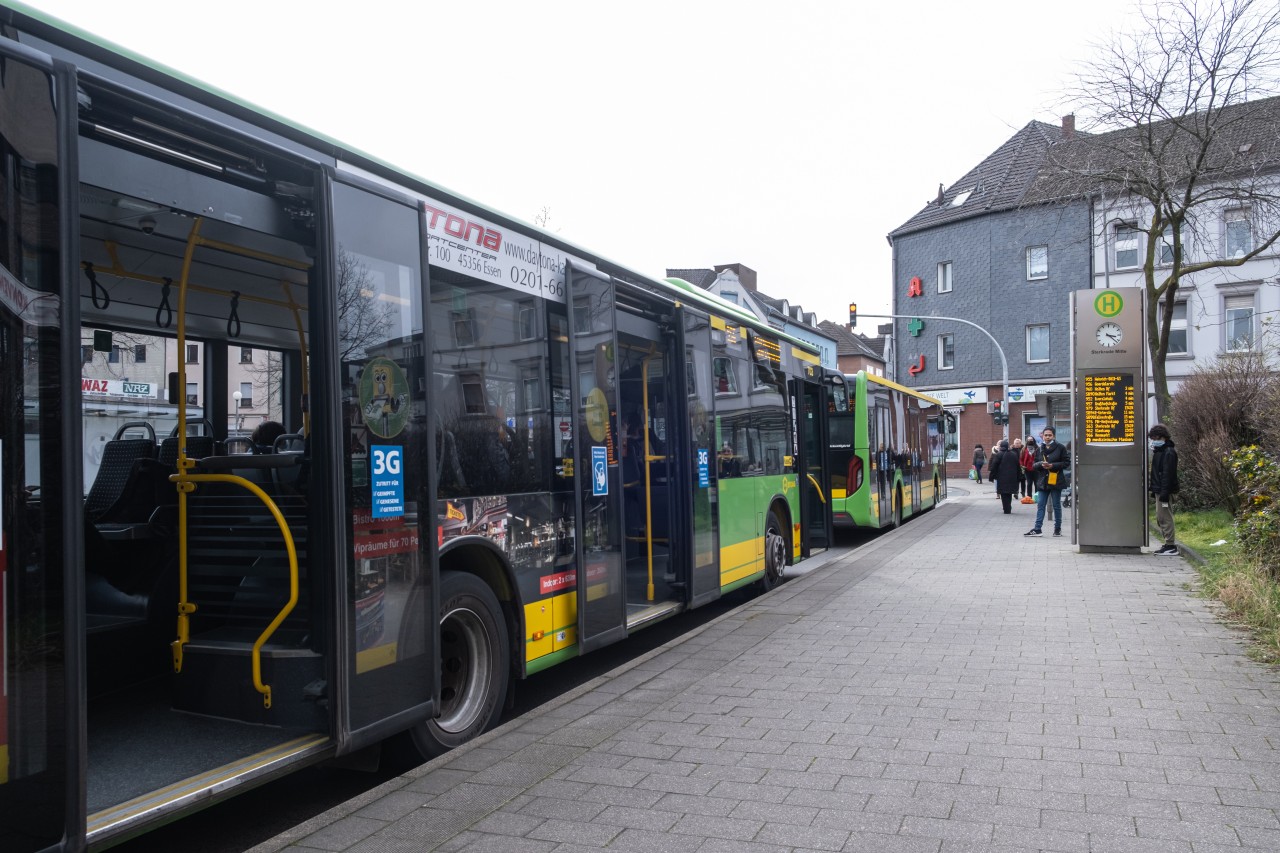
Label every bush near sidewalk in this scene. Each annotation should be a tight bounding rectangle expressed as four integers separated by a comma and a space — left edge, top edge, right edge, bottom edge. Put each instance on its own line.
1176, 505, 1280, 664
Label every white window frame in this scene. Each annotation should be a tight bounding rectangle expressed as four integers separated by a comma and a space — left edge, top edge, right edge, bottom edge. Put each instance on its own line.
937, 333, 954, 369
1158, 225, 1177, 266
1164, 299, 1189, 356
1114, 224, 1141, 270
1026, 245, 1048, 280
1025, 324, 1050, 363
937, 261, 953, 294
1224, 293, 1256, 352
1225, 208, 1252, 259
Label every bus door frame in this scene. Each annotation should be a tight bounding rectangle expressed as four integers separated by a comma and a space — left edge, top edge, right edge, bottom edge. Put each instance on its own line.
566, 261, 628, 651
676, 304, 719, 607
615, 295, 684, 606
793, 371, 831, 554
0, 42, 84, 853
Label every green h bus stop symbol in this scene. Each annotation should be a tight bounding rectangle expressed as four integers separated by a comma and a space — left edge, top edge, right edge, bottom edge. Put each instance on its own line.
1095, 291, 1124, 318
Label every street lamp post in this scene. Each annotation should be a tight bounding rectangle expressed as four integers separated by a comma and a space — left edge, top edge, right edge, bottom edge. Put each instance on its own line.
857, 311, 1010, 441
232, 390, 244, 434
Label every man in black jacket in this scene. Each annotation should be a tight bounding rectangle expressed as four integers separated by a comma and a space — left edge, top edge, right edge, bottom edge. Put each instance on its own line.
1025, 427, 1069, 536
1148, 423, 1179, 556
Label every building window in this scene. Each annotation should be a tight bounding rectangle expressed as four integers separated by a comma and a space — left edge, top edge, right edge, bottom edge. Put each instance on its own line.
1026, 324, 1050, 363
81, 344, 93, 364
108, 345, 121, 364
186, 343, 200, 363
134, 344, 147, 363
186, 383, 199, 406
1114, 224, 1141, 270
938, 333, 954, 369
238, 382, 253, 408
1026, 246, 1048, 280
1225, 294, 1255, 351
720, 291, 738, 305
1158, 226, 1178, 266
1225, 208, 1252, 258
1165, 300, 1188, 355
240, 347, 254, 363
518, 305, 537, 340
937, 261, 953, 294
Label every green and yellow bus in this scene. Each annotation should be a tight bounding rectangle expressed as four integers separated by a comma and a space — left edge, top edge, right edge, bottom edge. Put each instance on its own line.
0, 5, 835, 848
824, 371, 947, 530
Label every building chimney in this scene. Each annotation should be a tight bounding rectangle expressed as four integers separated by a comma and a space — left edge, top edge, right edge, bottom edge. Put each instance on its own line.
1062, 114, 1075, 139
713, 263, 758, 293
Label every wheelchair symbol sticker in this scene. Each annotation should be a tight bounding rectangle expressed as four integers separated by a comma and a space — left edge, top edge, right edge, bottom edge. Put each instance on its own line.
591, 446, 608, 496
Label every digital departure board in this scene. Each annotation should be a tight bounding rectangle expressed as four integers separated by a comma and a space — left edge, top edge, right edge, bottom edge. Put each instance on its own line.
1083, 373, 1135, 444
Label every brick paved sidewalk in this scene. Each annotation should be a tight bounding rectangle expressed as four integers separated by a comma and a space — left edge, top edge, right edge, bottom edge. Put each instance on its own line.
256, 482, 1280, 853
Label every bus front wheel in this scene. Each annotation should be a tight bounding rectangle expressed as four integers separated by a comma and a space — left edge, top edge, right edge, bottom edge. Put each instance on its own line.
411, 571, 509, 758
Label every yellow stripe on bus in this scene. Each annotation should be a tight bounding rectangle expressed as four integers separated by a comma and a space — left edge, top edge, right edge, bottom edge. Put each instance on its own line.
790, 346, 819, 364
719, 537, 764, 585
355, 642, 399, 674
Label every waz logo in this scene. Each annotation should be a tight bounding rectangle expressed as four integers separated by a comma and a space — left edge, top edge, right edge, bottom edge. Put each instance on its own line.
423, 203, 502, 252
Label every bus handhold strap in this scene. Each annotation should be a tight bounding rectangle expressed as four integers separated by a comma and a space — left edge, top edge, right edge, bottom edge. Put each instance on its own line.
227, 290, 242, 338
156, 277, 173, 328
83, 261, 110, 309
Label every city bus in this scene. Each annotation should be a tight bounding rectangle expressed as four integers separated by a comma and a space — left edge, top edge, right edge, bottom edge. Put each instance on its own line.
823, 371, 947, 529
0, 4, 836, 849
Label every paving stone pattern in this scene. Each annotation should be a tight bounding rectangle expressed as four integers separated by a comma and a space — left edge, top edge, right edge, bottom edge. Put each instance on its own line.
256, 482, 1280, 853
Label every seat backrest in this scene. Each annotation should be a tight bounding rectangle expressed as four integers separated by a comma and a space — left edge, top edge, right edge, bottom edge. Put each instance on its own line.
159, 434, 217, 470
85, 438, 156, 519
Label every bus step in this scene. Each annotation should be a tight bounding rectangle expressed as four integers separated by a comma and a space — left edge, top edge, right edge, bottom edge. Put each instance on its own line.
173, 641, 326, 729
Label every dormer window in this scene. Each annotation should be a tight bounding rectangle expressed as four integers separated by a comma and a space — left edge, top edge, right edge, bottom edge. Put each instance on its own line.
950, 189, 972, 207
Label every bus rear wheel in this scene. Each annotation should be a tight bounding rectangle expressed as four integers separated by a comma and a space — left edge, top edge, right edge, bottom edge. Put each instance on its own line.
759, 510, 788, 593
410, 571, 509, 758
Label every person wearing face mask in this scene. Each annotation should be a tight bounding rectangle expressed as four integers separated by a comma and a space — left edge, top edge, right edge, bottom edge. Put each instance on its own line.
1025, 426, 1069, 536
1148, 424, 1180, 556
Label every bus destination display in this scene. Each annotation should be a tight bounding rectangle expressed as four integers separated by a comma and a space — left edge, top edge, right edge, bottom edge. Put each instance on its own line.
1083, 373, 1135, 444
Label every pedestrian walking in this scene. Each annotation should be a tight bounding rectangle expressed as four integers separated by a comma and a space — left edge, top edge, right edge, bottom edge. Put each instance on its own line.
990, 444, 1000, 494
1148, 423, 1180, 556
1011, 437, 1030, 501
990, 439, 1021, 514
1025, 426, 1069, 536
971, 443, 985, 484
1021, 436, 1038, 502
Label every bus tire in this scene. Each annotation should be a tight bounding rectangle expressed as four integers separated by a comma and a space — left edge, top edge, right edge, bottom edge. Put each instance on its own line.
410, 571, 509, 758
759, 509, 788, 593
892, 488, 903, 528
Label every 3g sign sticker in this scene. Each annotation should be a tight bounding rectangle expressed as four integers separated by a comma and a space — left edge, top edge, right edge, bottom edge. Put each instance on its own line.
370, 445, 404, 519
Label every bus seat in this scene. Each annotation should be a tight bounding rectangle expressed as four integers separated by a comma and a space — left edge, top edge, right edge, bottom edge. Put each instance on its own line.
85, 423, 157, 520
159, 434, 218, 470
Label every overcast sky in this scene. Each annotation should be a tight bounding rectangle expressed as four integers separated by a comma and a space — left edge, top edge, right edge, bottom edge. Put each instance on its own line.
26, 0, 1146, 330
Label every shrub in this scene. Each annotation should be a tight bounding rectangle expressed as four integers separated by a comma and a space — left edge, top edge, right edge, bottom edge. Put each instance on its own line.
1227, 445, 1280, 580
1171, 351, 1277, 510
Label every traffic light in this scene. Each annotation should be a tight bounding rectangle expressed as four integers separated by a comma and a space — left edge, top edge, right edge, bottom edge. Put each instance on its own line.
991, 400, 1008, 425
848, 302, 857, 328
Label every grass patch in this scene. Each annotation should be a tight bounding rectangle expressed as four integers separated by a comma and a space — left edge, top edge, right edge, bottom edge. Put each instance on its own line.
1175, 507, 1280, 664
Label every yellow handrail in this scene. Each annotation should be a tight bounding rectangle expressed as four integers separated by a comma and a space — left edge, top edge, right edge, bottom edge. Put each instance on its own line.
806, 473, 826, 504
169, 472, 300, 709
641, 347, 658, 601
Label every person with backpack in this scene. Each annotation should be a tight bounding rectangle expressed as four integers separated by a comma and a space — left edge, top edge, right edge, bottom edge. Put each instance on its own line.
1148, 423, 1180, 556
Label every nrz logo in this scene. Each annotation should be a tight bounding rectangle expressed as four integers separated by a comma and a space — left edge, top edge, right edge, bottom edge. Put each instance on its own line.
423, 203, 502, 252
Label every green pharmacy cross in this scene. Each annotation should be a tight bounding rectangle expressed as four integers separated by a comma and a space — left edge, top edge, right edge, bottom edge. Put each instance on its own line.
908, 317, 924, 337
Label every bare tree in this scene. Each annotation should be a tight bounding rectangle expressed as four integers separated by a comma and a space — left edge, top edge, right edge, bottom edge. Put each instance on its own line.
336, 246, 394, 364
1046, 0, 1280, 420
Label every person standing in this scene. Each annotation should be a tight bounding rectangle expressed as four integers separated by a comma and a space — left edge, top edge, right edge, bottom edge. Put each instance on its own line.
990, 439, 1020, 514
1025, 427, 1069, 536
972, 443, 986, 484
1011, 437, 1029, 500
1148, 424, 1179, 556
990, 444, 1000, 494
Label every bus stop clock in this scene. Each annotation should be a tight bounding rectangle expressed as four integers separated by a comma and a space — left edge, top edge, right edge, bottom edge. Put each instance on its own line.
1095, 321, 1123, 347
